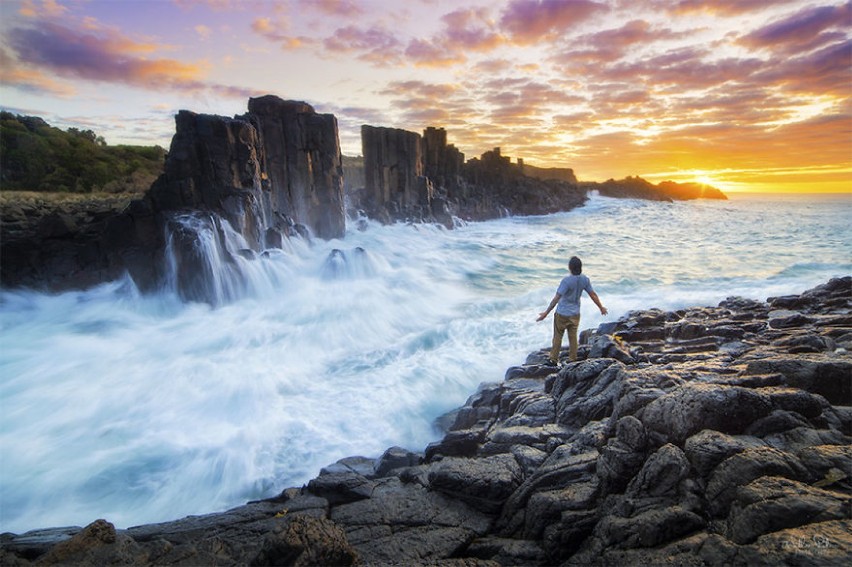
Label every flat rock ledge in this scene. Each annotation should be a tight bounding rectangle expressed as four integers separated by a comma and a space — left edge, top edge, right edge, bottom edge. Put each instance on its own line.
2, 277, 850, 566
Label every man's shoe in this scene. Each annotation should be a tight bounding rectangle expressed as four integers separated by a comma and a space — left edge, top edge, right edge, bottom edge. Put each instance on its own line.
543, 359, 558, 367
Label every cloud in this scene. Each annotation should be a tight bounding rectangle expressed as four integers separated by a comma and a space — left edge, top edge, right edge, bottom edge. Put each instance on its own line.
404, 40, 465, 67
440, 8, 504, 51
756, 38, 852, 97
8, 22, 203, 86
499, 0, 608, 44
400, 7, 504, 68
18, 0, 68, 19
668, 0, 800, 17
250, 16, 311, 49
739, 3, 851, 53
324, 25, 404, 65
305, 0, 366, 17
251, 17, 286, 40
4, 21, 257, 99
0, 46, 76, 97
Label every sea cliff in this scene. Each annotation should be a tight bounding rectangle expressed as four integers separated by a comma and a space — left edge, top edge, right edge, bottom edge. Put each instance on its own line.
3, 277, 849, 566
0, 97, 725, 300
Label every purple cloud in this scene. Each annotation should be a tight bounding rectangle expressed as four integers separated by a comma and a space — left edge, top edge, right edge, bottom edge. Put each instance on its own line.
5, 21, 257, 98
499, 0, 608, 44
324, 25, 403, 65
740, 3, 851, 52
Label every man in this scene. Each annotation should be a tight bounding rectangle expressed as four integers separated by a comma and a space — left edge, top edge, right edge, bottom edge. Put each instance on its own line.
536, 256, 608, 365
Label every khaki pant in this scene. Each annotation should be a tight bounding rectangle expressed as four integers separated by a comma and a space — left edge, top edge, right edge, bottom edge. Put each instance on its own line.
550, 313, 581, 363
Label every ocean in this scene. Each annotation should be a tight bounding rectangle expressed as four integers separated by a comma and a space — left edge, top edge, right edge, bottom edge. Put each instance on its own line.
1, 192, 849, 533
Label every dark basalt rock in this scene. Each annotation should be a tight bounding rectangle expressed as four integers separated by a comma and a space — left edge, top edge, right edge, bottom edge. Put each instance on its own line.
3, 277, 850, 566
1, 96, 345, 300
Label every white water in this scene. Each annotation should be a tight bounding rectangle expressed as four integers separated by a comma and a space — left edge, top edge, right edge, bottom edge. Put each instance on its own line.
1, 193, 850, 533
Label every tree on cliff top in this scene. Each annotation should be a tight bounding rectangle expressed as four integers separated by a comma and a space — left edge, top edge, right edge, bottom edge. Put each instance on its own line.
0, 112, 165, 194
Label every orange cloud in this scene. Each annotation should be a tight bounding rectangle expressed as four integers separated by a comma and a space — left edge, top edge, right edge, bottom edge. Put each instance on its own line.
5, 21, 256, 99
0, 47, 75, 97
250, 15, 316, 50
18, 0, 67, 19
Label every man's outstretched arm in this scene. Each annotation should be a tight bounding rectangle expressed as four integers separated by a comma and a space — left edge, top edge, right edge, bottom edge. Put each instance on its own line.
537, 293, 561, 321
589, 291, 608, 315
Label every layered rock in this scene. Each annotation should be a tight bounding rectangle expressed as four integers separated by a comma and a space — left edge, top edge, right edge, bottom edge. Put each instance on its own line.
0, 96, 345, 299
353, 127, 588, 226
247, 96, 345, 241
458, 147, 587, 220
422, 126, 465, 192
5, 277, 849, 566
359, 125, 433, 224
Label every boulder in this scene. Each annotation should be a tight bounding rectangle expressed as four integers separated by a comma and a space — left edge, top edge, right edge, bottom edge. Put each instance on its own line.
726, 476, 851, 545
251, 515, 358, 566
706, 446, 809, 517
625, 444, 691, 498
641, 383, 773, 443
31, 520, 146, 566
428, 454, 524, 513
683, 429, 765, 478
744, 359, 852, 405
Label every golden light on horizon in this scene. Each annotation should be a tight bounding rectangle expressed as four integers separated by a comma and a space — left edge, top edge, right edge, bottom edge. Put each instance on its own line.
0, 0, 848, 196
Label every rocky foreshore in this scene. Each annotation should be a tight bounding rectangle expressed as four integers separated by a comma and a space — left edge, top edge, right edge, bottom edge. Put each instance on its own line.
3, 277, 850, 566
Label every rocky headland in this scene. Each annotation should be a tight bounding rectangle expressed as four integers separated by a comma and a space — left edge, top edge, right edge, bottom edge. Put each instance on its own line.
349, 126, 724, 227
3, 277, 849, 566
1, 98, 725, 300
1, 95, 346, 299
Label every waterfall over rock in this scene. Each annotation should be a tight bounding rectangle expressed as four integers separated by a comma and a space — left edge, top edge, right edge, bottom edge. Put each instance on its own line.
104, 96, 345, 302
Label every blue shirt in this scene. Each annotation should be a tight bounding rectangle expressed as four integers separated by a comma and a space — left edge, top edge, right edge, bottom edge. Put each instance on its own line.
555, 274, 593, 317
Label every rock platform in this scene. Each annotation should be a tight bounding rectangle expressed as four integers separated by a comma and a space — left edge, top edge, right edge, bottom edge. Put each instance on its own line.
2, 277, 850, 566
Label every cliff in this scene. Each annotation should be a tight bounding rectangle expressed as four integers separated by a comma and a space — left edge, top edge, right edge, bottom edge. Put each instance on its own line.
0, 96, 345, 301
4, 277, 849, 566
351, 127, 588, 226
359, 125, 434, 224
581, 176, 728, 201
351, 127, 727, 227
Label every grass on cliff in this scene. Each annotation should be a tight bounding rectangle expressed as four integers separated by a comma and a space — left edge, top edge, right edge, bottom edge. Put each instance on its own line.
0, 112, 165, 194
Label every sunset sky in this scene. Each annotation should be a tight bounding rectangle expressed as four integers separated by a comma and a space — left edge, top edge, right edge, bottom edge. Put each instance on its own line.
0, 0, 849, 193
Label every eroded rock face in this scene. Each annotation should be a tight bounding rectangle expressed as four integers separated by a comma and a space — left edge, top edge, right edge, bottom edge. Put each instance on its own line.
1, 96, 345, 298
132, 96, 345, 247
360, 125, 432, 224
247, 96, 345, 241
3, 277, 850, 566
353, 129, 587, 227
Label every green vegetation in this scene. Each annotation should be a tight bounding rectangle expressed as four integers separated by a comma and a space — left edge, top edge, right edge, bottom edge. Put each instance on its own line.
0, 112, 165, 194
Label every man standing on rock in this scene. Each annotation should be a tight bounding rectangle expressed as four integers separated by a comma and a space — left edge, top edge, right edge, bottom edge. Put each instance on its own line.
537, 256, 608, 365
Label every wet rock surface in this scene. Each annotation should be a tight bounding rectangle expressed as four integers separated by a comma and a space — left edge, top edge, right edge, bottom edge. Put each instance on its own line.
2, 277, 850, 566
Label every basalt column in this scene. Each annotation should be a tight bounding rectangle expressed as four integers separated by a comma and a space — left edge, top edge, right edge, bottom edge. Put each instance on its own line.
361, 125, 432, 222
422, 126, 464, 195
248, 96, 345, 240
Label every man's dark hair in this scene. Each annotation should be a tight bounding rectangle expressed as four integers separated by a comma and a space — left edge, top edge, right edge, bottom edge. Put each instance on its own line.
569, 256, 582, 275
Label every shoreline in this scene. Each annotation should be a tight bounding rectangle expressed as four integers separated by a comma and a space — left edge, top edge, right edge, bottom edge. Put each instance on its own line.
3, 276, 850, 565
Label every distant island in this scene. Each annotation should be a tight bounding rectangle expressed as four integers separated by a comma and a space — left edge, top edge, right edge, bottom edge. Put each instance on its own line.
0, 98, 727, 299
